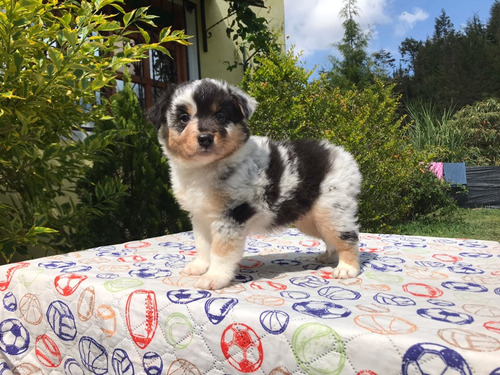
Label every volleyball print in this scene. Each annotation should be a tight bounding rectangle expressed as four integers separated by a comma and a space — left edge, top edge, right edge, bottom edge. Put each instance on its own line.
0, 229, 497, 372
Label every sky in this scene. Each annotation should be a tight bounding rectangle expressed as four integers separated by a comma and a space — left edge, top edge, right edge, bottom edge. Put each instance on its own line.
284, 0, 496, 76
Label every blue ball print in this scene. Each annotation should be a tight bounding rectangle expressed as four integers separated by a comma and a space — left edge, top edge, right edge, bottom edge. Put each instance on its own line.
402, 342, 472, 375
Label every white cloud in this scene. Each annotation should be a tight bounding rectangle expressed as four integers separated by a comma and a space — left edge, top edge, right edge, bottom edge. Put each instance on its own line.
285, 0, 391, 56
396, 7, 429, 36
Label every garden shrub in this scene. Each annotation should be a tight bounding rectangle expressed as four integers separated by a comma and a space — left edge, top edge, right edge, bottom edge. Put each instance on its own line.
0, 0, 189, 262
242, 49, 455, 231
405, 101, 466, 162
75, 74, 190, 249
448, 98, 500, 166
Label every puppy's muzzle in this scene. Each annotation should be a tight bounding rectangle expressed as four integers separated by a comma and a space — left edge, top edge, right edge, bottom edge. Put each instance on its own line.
198, 133, 214, 149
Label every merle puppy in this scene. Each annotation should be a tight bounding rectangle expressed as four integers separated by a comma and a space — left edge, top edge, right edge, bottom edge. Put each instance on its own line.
148, 78, 362, 290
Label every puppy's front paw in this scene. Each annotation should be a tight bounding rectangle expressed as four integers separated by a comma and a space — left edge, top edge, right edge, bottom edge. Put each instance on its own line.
195, 271, 233, 290
332, 260, 360, 279
181, 259, 209, 276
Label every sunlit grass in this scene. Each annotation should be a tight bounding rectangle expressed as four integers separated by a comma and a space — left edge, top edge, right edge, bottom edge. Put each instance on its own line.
387, 208, 500, 242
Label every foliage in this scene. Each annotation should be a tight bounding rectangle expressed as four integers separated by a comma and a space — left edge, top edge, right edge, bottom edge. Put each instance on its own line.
75, 74, 190, 249
323, 0, 372, 90
396, 2, 500, 113
223, 0, 281, 71
241, 49, 315, 140
405, 101, 465, 162
448, 98, 500, 166
0, 0, 190, 262
242, 49, 455, 231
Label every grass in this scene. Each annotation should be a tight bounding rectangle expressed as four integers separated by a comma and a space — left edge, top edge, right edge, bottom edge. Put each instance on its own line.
388, 208, 500, 242
405, 101, 465, 161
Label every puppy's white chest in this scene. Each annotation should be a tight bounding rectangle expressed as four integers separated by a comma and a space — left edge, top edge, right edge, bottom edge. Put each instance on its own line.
171, 170, 223, 216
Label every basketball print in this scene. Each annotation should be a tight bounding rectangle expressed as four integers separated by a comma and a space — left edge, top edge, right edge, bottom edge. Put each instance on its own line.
259, 310, 290, 335
79, 336, 108, 375
220, 323, 264, 373
166, 359, 201, 375
354, 314, 417, 335
19, 293, 43, 325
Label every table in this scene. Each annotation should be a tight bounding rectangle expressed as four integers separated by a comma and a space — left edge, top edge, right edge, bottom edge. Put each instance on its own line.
1, 229, 499, 374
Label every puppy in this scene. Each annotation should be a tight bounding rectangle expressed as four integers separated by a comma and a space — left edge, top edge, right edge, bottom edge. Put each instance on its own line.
148, 78, 362, 290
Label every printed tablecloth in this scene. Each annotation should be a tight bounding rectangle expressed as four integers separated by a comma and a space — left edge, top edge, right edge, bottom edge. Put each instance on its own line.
1, 229, 499, 374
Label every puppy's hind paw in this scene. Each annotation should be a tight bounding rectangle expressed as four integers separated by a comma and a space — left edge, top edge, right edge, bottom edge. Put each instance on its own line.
332, 260, 360, 279
181, 259, 209, 276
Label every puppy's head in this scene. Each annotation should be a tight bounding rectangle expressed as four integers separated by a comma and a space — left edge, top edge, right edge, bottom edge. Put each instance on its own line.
148, 79, 257, 165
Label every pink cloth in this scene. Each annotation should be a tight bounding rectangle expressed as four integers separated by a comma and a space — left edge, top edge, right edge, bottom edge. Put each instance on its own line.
429, 162, 444, 179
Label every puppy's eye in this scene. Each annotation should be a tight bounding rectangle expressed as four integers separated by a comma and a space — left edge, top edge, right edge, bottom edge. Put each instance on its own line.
180, 113, 190, 123
215, 112, 226, 123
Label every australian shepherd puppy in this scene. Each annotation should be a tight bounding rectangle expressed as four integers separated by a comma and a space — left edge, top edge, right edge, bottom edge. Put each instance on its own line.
148, 78, 362, 290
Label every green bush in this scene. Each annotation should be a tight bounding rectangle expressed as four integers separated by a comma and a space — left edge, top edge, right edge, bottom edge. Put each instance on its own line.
242, 49, 455, 231
75, 74, 190, 248
0, 0, 189, 262
448, 98, 500, 166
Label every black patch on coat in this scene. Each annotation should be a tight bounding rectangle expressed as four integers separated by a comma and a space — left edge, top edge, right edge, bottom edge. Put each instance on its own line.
264, 142, 284, 206
193, 81, 249, 140
227, 202, 256, 225
271, 139, 332, 227
339, 231, 359, 243
146, 83, 178, 130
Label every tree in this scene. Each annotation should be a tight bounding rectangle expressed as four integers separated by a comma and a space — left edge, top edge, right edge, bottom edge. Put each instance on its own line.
0, 0, 189, 262
396, 3, 500, 113
323, 0, 373, 89
433, 9, 454, 40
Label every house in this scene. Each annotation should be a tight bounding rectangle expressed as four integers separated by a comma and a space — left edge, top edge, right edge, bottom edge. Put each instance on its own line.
118, 0, 285, 109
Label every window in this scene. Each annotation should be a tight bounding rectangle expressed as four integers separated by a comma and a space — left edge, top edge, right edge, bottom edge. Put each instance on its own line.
114, 0, 200, 108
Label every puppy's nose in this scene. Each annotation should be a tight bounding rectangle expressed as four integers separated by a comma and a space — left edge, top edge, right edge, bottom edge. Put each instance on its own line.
197, 133, 214, 148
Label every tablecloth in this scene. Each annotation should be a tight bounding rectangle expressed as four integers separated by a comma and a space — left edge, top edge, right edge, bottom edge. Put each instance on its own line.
1, 229, 499, 374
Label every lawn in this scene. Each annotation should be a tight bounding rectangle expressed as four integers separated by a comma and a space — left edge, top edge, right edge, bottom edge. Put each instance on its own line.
388, 208, 500, 242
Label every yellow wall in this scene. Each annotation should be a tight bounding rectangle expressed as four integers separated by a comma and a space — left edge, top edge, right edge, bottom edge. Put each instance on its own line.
198, 0, 285, 84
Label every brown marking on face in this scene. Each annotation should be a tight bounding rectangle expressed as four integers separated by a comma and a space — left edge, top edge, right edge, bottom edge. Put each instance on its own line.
210, 102, 219, 113
164, 121, 248, 164
211, 123, 248, 160
165, 121, 200, 160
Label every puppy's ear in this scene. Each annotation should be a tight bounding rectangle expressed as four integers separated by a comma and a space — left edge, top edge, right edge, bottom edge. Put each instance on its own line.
147, 83, 177, 130
229, 86, 258, 120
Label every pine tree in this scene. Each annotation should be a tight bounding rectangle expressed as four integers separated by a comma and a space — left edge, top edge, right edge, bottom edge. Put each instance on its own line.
324, 0, 373, 89
76, 75, 190, 248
